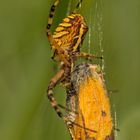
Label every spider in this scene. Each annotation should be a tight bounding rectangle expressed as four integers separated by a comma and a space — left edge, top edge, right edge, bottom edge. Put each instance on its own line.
46, 0, 102, 121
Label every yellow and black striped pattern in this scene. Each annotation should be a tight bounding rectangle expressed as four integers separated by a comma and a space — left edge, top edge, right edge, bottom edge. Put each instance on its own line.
46, 0, 88, 63
46, 0, 60, 37
53, 13, 88, 53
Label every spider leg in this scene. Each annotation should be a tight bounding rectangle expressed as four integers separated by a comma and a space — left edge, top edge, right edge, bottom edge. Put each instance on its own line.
76, 52, 103, 60
46, 0, 60, 42
46, 0, 70, 66
47, 69, 64, 118
73, 0, 83, 13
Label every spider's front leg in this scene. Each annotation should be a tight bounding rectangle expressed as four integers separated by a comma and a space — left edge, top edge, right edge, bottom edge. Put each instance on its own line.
47, 69, 64, 118
76, 52, 103, 60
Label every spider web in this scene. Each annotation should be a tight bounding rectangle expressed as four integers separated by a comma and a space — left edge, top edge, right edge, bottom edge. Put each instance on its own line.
87, 0, 104, 71
89, 1, 119, 137
91, 1, 118, 136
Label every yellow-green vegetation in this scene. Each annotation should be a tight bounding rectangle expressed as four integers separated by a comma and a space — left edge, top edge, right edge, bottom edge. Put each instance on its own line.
0, 0, 140, 140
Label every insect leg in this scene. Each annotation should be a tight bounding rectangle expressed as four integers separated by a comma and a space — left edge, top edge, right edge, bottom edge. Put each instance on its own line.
47, 69, 64, 118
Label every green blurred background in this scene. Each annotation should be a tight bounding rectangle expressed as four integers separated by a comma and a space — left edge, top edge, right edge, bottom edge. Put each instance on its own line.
0, 0, 140, 140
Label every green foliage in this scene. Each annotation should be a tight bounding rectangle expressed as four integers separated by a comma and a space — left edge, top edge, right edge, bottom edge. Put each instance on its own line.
0, 0, 140, 140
